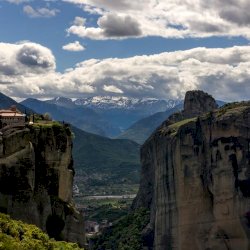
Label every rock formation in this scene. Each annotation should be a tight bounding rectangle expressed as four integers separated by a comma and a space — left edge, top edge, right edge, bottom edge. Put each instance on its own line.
0, 124, 84, 246
183, 90, 218, 117
133, 90, 250, 250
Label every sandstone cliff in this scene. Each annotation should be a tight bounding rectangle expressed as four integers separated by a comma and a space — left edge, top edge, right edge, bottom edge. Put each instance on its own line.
0, 123, 84, 246
133, 91, 250, 250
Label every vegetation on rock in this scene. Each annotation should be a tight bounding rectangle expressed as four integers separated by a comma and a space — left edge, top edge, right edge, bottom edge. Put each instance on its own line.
157, 117, 197, 137
91, 208, 150, 250
83, 198, 133, 224
0, 213, 83, 250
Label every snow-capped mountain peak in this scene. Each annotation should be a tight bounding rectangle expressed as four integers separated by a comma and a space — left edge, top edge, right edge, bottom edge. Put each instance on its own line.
46, 95, 183, 116
74, 96, 182, 110
46, 96, 75, 108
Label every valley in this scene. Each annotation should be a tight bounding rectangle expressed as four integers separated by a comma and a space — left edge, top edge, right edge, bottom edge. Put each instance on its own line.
1, 2, 250, 249
15, 93, 184, 248
0, 90, 248, 250
20, 94, 183, 199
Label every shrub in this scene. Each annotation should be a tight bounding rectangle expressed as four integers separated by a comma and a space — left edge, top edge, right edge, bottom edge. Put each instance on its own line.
0, 213, 83, 250
91, 208, 150, 250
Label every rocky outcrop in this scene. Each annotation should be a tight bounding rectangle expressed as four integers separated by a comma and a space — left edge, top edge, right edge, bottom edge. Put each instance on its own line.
0, 124, 84, 246
133, 91, 250, 250
183, 90, 218, 117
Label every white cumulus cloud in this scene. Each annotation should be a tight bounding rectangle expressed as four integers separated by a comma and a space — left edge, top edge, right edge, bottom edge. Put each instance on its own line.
67, 13, 142, 39
1, 42, 250, 102
62, 41, 85, 52
64, 0, 250, 40
0, 42, 55, 76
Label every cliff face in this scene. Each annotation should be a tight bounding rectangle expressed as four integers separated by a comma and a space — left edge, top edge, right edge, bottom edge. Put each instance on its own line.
0, 124, 84, 246
133, 91, 250, 250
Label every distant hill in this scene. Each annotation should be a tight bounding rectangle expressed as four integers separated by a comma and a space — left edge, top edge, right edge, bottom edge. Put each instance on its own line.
72, 126, 140, 170
0, 92, 32, 113
21, 98, 120, 136
117, 100, 226, 144
71, 126, 141, 195
117, 104, 183, 144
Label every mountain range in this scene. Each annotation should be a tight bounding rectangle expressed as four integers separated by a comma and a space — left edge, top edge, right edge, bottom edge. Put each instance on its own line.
50, 96, 180, 111
21, 96, 182, 137
21, 98, 118, 136
20, 96, 225, 145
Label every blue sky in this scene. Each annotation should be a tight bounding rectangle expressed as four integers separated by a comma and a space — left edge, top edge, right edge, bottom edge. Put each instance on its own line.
0, 0, 250, 101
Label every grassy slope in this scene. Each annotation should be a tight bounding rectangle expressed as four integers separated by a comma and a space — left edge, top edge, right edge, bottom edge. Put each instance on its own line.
0, 213, 83, 250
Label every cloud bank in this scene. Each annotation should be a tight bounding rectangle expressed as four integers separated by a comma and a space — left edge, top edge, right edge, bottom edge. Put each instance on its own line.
1, 42, 250, 101
64, 0, 250, 40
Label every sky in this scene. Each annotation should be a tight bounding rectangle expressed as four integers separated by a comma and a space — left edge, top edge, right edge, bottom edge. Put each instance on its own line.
0, 0, 250, 101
